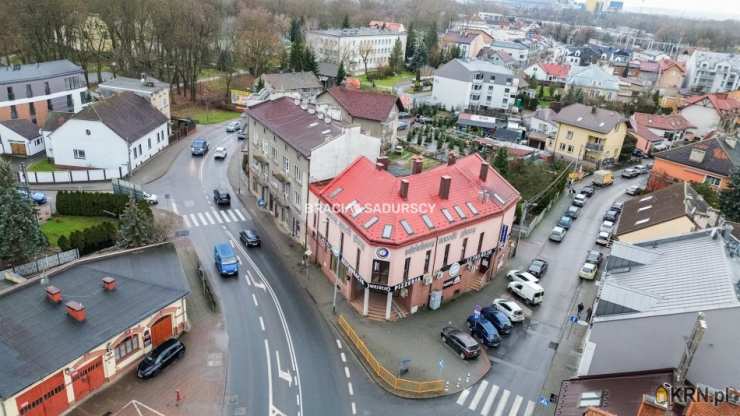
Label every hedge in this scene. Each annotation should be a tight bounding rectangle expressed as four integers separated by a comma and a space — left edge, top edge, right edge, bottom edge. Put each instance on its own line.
58, 222, 117, 255
56, 191, 151, 217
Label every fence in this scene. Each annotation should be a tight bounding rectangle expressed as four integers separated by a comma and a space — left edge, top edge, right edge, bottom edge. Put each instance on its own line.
196, 259, 218, 312
337, 315, 444, 396
18, 166, 130, 184
2, 249, 79, 277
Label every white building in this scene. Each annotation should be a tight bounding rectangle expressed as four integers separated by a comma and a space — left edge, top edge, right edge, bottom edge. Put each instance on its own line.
432, 59, 518, 112
98, 75, 171, 119
487, 41, 529, 67
305, 28, 407, 75
48, 92, 169, 170
685, 51, 740, 93
0, 119, 44, 157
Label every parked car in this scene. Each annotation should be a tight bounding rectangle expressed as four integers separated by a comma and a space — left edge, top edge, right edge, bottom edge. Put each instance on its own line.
480, 306, 513, 335
143, 192, 158, 205
592, 170, 614, 187
213, 189, 231, 206
398, 111, 411, 119
213, 146, 228, 160
214, 243, 239, 276
621, 168, 639, 178
581, 185, 595, 197
634, 164, 649, 174
578, 262, 598, 280
506, 269, 540, 284
226, 121, 241, 132
441, 326, 481, 360
137, 338, 185, 379
565, 205, 581, 219
507, 281, 544, 305
466, 315, 501, 348
527, 258, 548, 278
603, 208, 619, 222
558, 215, 574, 230
191, 138, 209, 156
416, 115, 433, 124
596, 231, 612, 246
237, 130, 247, 140
239, 229, 261, 247
573, 193, 587, 207
626, 185, 643, 196
549, 226, 567, 242
18, 189, 48, 204
492, 298, 525, 323
586, 249, 604, 266
600, 220, 615, 234
397, 120, 409, 130
632, 148, 646, 158
611, 201, 625, 213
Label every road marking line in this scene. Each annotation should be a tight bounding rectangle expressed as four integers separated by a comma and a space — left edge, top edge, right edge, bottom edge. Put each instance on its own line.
197, 212, 207, 226
340, 352, 346, 362
481, 384, 499, 416
204, 211, 215, 225
182, 214, 191, 228
469, 380, 489, 411
235, 209, 246, 221
344, 367, 350, 378
259, 316, 265, 331
351, 402, 356, 415
264, 339, 273, 409
211, 209, 223, 223
189, 213, 200, 227
171, 200, 179, 215
492, 389, 510, 416
245, 270, 254, 286
228, 209, 239, 222
336, 339, 342, 349
523, 401, 535, 416
275, 350, 293, 386
347, 382, 354, 396
296, 394, 300, 406
252, 293, 259, 307
220, 210, 232, 223
457, 388, 471, 406
508, 395, 523, 416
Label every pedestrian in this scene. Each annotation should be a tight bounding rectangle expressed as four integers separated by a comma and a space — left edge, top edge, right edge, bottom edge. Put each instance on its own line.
577, 302, 584, 319
586, 307, 592, 321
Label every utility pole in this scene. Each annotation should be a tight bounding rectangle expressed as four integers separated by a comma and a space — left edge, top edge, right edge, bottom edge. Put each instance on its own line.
673, 312, 707, 405
332, 245, 340, 313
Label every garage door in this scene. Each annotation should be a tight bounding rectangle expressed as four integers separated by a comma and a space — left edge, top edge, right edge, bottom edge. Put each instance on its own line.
151, 315, 173, 348
71, 357, 105, 402
16, 371, 69, 416
10, 142, 27, 156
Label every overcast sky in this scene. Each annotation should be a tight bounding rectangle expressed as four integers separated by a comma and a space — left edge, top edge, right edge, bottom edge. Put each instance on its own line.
620, 0, 740, 19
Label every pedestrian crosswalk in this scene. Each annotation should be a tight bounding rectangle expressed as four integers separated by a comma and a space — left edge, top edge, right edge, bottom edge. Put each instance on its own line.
181, 208, 248, 228
456, 381, 535, 416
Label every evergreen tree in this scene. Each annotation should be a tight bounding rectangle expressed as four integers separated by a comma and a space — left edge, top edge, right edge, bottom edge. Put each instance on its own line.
425, 22, 438, 52
289, 41, 304, 71
0, 160, 47, 264
289, 17, 303, 44
575, 88, 585, 104
117, 198, 156, 249
410, 36, 427, 71
303, 46, 318, 75
341, 14, 350, 29
720, 168, 740, 222
405, 23, 416, 60
336, 61, 346, 85
389, 38, 404, 74
493, 147, 509, 177
255, 77, 265, 91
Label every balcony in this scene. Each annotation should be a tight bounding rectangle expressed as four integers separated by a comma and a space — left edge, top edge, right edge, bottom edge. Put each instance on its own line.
585, 142, 604, 152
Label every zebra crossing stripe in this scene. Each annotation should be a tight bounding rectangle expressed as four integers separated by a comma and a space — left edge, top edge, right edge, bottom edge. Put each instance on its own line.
211, 209, 223, 224
523, 400, 535, 416
228, 210, 238, 222
220, 210, 232, 223
197, 213, 207, 226
508, 395, 523, 416
469, 380, 488, 411
456, 388, 471, 406
189, 213, 200, 227
234, 209, 246, 221
492, 389, 510, 416
182, 214, 191, 228
481, 384, 499, 416
204, 211, 215, 225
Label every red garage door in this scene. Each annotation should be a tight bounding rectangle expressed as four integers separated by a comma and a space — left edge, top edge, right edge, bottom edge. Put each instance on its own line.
71, 357, 105, 402
16, 371, 69, 416
151, 315, 173, 348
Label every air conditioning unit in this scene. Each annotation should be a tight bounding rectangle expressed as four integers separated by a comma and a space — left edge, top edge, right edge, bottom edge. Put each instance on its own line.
423, 274, 433, 285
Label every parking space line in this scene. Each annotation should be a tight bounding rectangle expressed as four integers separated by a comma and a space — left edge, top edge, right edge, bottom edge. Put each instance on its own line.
469, 380, 488, 411
211, 209, 223, 223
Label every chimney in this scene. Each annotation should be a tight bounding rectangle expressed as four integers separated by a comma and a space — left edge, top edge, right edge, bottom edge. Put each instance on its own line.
377, 156, 390, 170
447, 151, 457, 165
102, 276, 117, 291
375, 162, 385, 170
46, 285, 62, 304
65, 301, 86, 322
412, 157, 423, 174
439, 175, 452, 199
689, 148, 706, 163
479, 161, 490, 182
399, 179, 409, 199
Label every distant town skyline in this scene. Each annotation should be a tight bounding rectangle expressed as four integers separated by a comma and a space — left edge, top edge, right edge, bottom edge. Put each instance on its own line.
620, 0, 740, 20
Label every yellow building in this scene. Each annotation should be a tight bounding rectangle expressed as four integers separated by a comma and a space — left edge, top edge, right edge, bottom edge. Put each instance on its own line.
547, 103, 626, 167
585, 0, 604, 13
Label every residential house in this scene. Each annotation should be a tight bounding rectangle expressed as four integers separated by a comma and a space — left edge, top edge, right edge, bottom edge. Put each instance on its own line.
685, 51, 740, 93
317, 62, 340, 89
307, 154, 519, 320
245, 96, 381, 244
367, 21, 406, 33
0, 244, 189, 416
631, 49, 670, 63
526, 107, 559, 138
656, 59, 686, 94
649, 136, 739, 190
432, 59, 518, 112
48, 92, 169, 170
679, 93, 740, 137
565, 65, 620, 101
617, 76, 653, 103
563, 46, 601, 67
548, 103, 627, 167
637, 60, 660, 85
40, 112, 73, 161
0, 119, 44, 157
628, 112, 694, 153
614, 182, 719, 243
611, 60, 640, 78
488, 41, 529, 67
440, 31, 492, 60
305, 28, 407, 75
578, 229, 740, 390
98, 75, 171, 119
260, 72, 322, 99
316, 86, 401, 148
477, 47, 515, 70
523, 63, 570, 84
0, 60, 88, 125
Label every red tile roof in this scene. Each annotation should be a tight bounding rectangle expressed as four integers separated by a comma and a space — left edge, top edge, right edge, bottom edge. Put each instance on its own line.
639, 60, 660, 73
323, 86, 400, 122
659, 58, 685, 73
368, 21, 404, 32
682, 93, 740, 113
686, 398, 740, 416
540, 63, 570, 79
310, 154, 520, 246
632, 112, 694, 131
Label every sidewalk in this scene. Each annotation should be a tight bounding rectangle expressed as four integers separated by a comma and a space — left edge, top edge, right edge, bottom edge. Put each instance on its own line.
70, 239, 227, 416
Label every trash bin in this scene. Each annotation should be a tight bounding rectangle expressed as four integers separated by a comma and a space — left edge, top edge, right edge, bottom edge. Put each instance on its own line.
429, 290, 443, 310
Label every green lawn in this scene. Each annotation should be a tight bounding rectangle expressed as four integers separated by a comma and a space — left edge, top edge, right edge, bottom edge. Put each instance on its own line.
41, 216, 115, 247
27, 159, 57, 172
359, 71, 415, 90
174, 106, 241, 125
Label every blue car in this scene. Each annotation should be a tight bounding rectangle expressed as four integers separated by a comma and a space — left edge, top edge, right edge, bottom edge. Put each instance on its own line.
480, 306, 513, 335
17, 189, 47, 204
214, 243, 239, 276
191, 138, 209, 156
466, 314, 501, 348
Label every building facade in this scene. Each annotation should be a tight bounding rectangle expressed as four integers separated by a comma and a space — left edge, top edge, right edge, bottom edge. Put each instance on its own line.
685, 51, 740, 93
548, 103, 626, 167
487, 41, 529, 67
0, 119, 45, 157
305, 28, 407, 75
565, 65, 620, 101
440, 31, 492, 60
432, 59, 518, 112
628, 112, 694, 154
649, 136, 739, 191
679, 93, 740, 137
98, 75, 171, 119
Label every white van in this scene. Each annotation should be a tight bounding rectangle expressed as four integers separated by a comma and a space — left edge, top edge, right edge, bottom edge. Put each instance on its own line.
507, 281, 544, 305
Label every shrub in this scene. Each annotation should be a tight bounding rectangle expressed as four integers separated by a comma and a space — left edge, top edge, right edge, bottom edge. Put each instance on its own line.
65, 222, 117, 255
56, 191, 151, 217
57, 235, 70, 251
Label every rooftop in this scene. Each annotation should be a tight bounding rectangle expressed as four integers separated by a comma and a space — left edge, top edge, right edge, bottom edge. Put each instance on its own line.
434, 59, 514, 84
655, 136, 740, 177
321, 86, 400, 122
491, 40, 528, 50
367, 21, 406, 32
42, 111, 74, 132
539, 63, 571, 79
309, 27, 402, 38
442, 31, 480, 45
682, 93, 740, 113
0, 244, 190, 398
0, 119, 41, 140
71, 92, 168, 143
631, 112, 694, 132
566, 65, 620, 91
98, 75, 169, 95
553, 103, 624, 134
310, 154, 520, 246
261, 71, 321, 92
0, 59, 83, 85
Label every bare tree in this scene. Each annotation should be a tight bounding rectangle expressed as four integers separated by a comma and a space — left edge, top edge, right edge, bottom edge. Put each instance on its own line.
358, 41, 373, 76
234, 6, 284, 78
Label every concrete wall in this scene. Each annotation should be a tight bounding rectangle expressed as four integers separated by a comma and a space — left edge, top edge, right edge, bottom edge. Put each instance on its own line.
309, 126, 381, 183
432, 76, 471, 111
680, 105, 720, 137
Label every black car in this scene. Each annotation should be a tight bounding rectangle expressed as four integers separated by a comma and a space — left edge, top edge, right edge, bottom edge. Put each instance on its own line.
527, 258, 548, 278
603, 209, 620, 222
465, 316, 501, 348
237, 130, 247, 140
213, 189, 231, 206
586, 249, 604, 266
565, 205, 581, 219
441, 326, 481, 359
239, 229, 261, 247
137, 338, 185, 379
581, 186, 595, 197
480, 306, 513, 335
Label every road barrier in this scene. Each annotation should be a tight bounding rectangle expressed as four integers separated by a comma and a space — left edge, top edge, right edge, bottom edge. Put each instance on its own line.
337, 315, 444, 396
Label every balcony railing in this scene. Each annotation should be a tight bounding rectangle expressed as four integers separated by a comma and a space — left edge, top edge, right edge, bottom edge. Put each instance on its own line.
585, 142, 604, 152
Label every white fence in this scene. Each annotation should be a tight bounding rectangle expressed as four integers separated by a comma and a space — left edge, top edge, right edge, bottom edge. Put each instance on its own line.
18, 166, 129, 184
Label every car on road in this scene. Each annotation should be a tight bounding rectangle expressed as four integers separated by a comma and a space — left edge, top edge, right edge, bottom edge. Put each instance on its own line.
214, 146, 227, 160
573, 193, 587, 207
480, 306, 513, 335
626, 185, 644, 196
137, 338, 185, 379
226, 121, 241, 132
634, 164, 649, 174
214, 243, 239, 276
527, 258, 548, 278
578, 262, 598, 280
466, 315, 501, 348
603, 208, 619, 222
191, 138, 209, 156
558, 215, 574, 230
492, 298, 525, 323
549, 226, 567, 242
600, 220, 615, 234
213, 189, 231, 206
611, 201, 625, 213
507, 281, 544, 305
621, 168, 639, 178
586, 250, 604, 266
565, 205, 581, 219
239, 229, 261, 247
596, 231, 612, 246
580, 185, 595, 197
506, 269, 540, 284
441, 326, 481, 360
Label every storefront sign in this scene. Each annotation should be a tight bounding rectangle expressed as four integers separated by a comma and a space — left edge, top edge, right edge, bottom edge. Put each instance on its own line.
443, 275, 461, 288
404, 240, 435, 256
366, 275, 424, 293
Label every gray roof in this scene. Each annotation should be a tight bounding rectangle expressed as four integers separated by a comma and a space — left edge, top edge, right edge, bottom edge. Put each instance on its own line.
532, 108, 557, 123
42, 111, 74, 132
317, 62, 339, 78
615, 182, 689, 237
434, 59, 513, 83
566, 65, 620, 91
261, 72, 321, 92
599, 229, 740, 318
0, 119, 41, 140
553, 103, 624, 134
309, 27, 402, 38
0, 244, 190, 398
72, 92, 168, 143
98, 75, 169, 95
491, 40, 528, 50
0, 60, 83, 85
